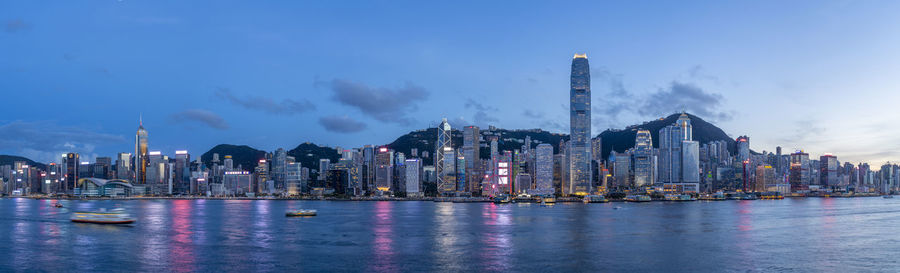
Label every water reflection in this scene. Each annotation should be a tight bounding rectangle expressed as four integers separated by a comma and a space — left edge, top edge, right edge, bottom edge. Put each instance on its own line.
369, 201, 396, 272
480, 203, 512, 271
170, 200, 195, 272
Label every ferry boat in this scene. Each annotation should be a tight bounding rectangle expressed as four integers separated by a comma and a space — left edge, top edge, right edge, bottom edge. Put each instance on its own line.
665, 194, 697, 201
542, 196, 557, 204
760, 192, 784, 200
286, 209, 317, 217
583, 195, 609, 203
624, 195, 651, 202
70, 208, 135, 224
493, 195, 512, 204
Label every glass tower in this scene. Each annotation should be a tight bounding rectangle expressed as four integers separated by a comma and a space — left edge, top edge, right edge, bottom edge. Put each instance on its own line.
569, 54, 592, 195
134, 117, 149, 185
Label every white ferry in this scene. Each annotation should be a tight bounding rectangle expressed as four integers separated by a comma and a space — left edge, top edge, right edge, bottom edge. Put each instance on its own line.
70, 208, 136, 224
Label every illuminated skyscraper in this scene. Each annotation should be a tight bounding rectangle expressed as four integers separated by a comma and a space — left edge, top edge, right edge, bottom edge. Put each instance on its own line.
736, 136, 750, 162
435, 118, 453, 195
462, 125, 480, 194
819, 154, 839, 187
569, 53, 592, 195
134, 117, 149, 185
174, 150, 190, 194
534, 143, 554, 195
633, 130, 654, 188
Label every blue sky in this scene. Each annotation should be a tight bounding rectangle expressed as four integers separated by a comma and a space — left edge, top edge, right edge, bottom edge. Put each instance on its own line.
2, 1, 900, 166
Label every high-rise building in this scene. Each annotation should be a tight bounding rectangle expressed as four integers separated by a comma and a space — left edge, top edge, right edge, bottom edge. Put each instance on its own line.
115, 153, 132, 180
134, 118, 149, 185
273, 148, 287, 190
174, 150, 190, 194
789, 151, 810, 192
405, 158, 422, 196
755, 165, 775, 192
435, 118, 453, 195
64, 153, 79, 192
591, 137, 603, 162
375, 147, 393, 192
569, 53, 592, 195
659, 113, 699, 193
534, 144, 554, 195
819, 154, 839, 187
462, 125, 480, 194
318, 158, 330, 181
633, 130, 654, 188
736, 136, 750, 162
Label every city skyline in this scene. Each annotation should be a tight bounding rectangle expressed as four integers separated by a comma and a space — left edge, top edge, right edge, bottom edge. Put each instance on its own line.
3, 1, 900, 166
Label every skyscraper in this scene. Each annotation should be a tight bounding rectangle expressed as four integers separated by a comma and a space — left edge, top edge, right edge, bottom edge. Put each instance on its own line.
736, 136, 750, 162
435, 118, 453, 195
462, 125, 480, 194
819, 154, 839, 187
174, 150, 190, 194
569, 53, 592, 195
134, 118, 149, 185
375, 147, 392, 192
533, 144, 554, 195
633, 130, 654, 188
659, 113, 700, 193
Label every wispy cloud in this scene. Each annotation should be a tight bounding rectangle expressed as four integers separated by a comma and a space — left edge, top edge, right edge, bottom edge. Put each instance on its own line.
214, 87, 315, 115
0, 120, 125, 163
465, 98, 499, 126
318, 115, 367, 133
326, 79, 428, 125
639, 81, 733, 122
5, 19, 31, 33
169, 109, 229, 130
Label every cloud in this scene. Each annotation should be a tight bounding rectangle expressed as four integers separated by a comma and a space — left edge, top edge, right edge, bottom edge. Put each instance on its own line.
0, 120, 125, 163
465, 98, 499, 125
446, 116, 471, 128
5, 19, 31, 33
327, 79, 428, 125
778, 119, 826, 146
214, 87, 315, 115
523, 109, 544, 119
638, 81, 733, 122
169, 109, 229, 130
318, 115, 367, 133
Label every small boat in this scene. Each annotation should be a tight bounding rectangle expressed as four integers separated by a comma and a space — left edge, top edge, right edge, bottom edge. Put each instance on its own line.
286, 209, 317, 217
71, 208, 135, 224
542, 196, 557, 204
53, 203, 64, 208
884, 195, 894, 199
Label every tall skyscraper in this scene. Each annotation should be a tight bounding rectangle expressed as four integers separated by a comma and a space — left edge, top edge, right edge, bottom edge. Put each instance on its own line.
534, 144, 554, 195
736, 136, 750, 162
134, 118, 149, 185
64, 153, 79, 192
115, 152, 132, 180
569, 53, 592, 195
462, 125, 480, 194
273, 148, 287, 190
819, 154, 839, 187
659, 113, 700, 193
375, 147, 392, 192
633, 130, 654, 188
789, 151, 810, 192
435, 118, 453, 195
405, 158, 422, 196
174, 150, 190, 194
